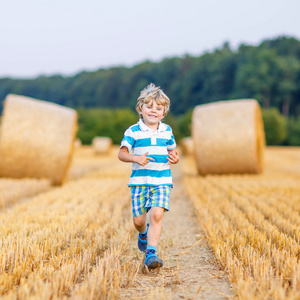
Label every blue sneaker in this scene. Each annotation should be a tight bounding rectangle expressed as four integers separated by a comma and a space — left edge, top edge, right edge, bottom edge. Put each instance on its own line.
138, 223, 149, 252
144, 253, 163, 270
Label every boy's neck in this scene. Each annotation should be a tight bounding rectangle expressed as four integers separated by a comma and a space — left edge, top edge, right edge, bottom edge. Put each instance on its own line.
141, 119, 159, 131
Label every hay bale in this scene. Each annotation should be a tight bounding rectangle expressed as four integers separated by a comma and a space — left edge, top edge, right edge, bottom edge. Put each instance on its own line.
180, 137, 194, 156
0, 94, 78, 185
192, 99, 265, 175
92, 137, 112, 155
74, 138, 82, 148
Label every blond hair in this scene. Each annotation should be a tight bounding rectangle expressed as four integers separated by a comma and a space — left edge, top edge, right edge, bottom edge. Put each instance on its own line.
136, 83, 170, 117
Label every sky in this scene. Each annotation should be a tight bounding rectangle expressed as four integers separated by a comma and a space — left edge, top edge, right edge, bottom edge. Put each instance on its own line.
0, 0, 299, 79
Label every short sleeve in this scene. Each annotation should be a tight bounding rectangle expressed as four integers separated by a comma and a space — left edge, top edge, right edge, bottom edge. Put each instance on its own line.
120, 128, 135, 152
167, 129, 176, 150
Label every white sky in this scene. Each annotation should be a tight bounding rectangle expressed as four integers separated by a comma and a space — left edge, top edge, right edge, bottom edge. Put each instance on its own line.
0, 0, 299, 78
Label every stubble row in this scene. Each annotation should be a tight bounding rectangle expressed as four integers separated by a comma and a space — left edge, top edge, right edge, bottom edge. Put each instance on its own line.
183, 147, 300, 299
0, 147, 138, 299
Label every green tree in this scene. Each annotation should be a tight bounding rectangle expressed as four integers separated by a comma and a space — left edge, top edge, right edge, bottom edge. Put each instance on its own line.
177, 109, 193, 140
286, 116, 300, 145
77, 108, 137, 144
260, 36, 300, 59
233, 47, 278, 108
274, 56, 300, 117
1, 36, 300, 118
262, 108, 287, 145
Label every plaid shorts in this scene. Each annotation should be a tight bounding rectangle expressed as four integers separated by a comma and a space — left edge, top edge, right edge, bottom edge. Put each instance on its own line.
130, 185, 171, 217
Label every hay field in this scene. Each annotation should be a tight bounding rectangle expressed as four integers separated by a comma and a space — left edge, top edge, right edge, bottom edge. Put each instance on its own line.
0, 145, 299, 299
0, 146, 137, 299
183, 147, 300, 299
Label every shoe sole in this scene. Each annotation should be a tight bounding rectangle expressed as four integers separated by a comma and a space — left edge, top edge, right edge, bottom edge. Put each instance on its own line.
142, 263, 162, 274
142, 256, 163, 274
147, 261, 162, 269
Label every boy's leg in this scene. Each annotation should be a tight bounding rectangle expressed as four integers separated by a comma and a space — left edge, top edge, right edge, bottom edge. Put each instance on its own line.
144, 185, 171, 269
144, 207, 164, 269
131, 186, 149, 252
133, 212, 149, 252
147, 206, 164, 246
133, 211, 147, 233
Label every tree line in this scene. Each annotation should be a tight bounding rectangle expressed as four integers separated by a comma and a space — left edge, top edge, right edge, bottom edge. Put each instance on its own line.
0, 35, 300, 145
76, 107, 300, 146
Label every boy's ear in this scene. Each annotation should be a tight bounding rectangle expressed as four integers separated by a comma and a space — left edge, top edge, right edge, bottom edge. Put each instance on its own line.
136, 107, 142, 115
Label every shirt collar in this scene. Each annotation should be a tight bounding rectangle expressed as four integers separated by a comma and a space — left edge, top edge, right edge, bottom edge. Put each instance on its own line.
138, 119, 167, 132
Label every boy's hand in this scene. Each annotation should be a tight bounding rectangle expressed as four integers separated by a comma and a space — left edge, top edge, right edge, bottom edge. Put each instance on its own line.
136, 152, 155, 166
167, 149, 179, 165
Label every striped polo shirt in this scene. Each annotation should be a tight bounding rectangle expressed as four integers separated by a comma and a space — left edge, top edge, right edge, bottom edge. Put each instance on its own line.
120, 119, 177, 186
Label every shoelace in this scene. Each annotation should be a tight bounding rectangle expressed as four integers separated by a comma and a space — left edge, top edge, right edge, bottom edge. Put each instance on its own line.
146, 249, 156, 257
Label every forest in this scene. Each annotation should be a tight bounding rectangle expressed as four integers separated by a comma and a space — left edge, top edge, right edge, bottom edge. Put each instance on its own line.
0, 36, 300, 145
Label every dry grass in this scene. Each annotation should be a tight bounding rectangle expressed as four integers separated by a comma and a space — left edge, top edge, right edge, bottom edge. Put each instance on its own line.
0, 178, 51, 208
0, 146, 139, 299
1, 144, 300, 299
183, 146, 300, 299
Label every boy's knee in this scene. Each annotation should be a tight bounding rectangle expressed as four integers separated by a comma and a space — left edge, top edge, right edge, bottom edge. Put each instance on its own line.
151, 208, 164, 223
133, 217, 145, 228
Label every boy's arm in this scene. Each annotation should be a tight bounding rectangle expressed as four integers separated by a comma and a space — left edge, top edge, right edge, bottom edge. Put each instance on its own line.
118, 146, 155, 166
167, 148, 180, 165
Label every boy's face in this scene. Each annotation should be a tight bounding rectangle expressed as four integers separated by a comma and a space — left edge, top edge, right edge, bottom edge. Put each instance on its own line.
141, 100, 164, 129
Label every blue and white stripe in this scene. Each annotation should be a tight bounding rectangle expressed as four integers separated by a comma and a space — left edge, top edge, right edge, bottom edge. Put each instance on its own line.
121, 119, 176, 186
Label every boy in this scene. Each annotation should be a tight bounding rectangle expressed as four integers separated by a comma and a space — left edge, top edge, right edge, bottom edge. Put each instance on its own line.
118, 83, 179, 270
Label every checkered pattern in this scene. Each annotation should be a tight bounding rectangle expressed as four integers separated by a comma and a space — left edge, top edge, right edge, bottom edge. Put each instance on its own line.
131, 185, 171, 217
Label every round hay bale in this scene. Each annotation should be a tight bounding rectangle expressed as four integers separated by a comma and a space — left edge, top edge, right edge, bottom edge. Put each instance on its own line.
92, 137, 112, 155
192, 99, 265, 175
180, 137, 194, 156
74, 138, 82, 148
0, 94, 78, 185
